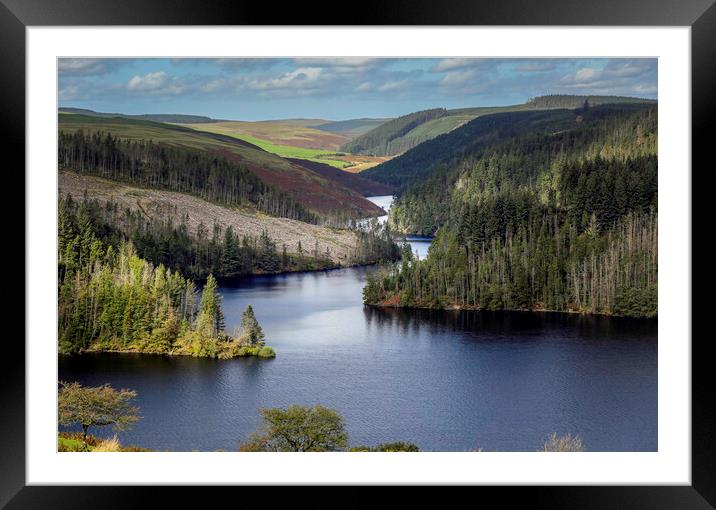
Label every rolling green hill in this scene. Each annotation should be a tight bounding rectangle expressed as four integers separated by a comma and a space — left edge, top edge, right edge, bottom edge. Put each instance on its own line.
361, 108, 578, 189
342, 95, 656, 157
58, 113, 383, 219
177, 119, 351, 152
177, 123, 351, 168
340, 108, 448, 156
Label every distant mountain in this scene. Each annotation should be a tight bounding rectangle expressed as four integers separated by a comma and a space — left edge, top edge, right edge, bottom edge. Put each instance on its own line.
314, 118, 390, 139
342, 95, 656, 157
59, 107, 218, 124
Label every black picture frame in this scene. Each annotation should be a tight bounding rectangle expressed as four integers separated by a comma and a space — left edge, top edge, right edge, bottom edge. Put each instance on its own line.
4, 0, 712, 506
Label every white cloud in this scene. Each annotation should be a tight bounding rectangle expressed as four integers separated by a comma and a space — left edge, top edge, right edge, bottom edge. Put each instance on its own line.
128, 71, 168, 91
440, 69, 478, 87
378, 80, 407, 92
573, 68, 601, 83
434, 58, 474, 72
59, 84, 83, 101
127, 71, 186, 95
247, 67, 323, 92
58, 58, 128, 77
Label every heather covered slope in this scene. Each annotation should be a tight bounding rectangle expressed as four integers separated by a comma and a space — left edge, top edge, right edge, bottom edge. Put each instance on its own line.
58, 113, 383, 219
286, 158, 393, 197
177, 119, 351, 151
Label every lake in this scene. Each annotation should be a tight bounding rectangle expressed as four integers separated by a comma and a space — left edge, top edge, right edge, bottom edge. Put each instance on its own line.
364, 195, 432, 259
59, 265, 657, 452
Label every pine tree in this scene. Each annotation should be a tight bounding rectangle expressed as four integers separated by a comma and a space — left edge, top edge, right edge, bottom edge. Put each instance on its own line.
197, 274, 224, 337
240, 305, 265, 346
221, 226, 240, 276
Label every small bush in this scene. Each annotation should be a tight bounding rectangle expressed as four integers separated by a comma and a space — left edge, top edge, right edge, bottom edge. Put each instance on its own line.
541, 432, 585, 452
237, 346, 260, 356
93, 435, 122, 452
349, 441, 420, 452
258, 346, 276, 358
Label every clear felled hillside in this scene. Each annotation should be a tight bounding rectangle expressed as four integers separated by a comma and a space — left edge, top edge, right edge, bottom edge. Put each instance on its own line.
58, 113, 383, 220
59, 171, 362, 265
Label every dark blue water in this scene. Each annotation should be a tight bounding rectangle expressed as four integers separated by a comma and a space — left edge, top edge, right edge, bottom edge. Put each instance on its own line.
59, 265, 657, 452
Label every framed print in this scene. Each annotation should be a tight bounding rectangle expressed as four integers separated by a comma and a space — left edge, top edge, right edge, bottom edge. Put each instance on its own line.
4, 0, 713, 505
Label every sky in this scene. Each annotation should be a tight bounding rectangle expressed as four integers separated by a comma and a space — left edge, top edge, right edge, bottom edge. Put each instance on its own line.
58, 58, 657, 121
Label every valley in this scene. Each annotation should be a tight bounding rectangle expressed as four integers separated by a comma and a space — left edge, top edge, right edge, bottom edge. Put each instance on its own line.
54, 54, 661, 454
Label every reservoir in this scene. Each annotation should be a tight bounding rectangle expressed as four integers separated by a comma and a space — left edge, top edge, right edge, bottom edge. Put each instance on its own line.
59, 269, 657, 452
59, 195, 656, 452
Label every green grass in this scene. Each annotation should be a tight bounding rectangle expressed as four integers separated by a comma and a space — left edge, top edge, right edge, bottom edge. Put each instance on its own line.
180, 125, 351, 169
58, 436, 89, 452
58, 432, 152, 452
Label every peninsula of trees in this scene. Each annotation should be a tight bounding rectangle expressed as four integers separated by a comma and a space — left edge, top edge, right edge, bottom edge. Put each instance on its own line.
59, 197, 275, 358
364, 104, 657, 318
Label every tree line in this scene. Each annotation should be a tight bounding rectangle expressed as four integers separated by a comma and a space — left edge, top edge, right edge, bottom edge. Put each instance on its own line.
364, 105, 658, 318
60, 194, 399, 281
58, 130, 318, 223
58, 198, 274, 357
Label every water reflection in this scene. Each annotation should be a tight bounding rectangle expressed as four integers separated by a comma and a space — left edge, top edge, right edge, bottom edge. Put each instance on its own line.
60, 263, 657, 452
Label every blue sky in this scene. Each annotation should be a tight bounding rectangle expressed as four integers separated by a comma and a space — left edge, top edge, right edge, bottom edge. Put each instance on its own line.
58, 58, 657, 121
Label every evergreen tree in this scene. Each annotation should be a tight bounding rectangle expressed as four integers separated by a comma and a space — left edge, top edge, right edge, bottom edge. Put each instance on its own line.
240, 305, 265, 346
221, 226, 241, 276
197, 274, 224, 337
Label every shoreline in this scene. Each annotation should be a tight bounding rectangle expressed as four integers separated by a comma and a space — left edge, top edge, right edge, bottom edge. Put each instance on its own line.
62, 345, 277, 359
366, 300, 657, 320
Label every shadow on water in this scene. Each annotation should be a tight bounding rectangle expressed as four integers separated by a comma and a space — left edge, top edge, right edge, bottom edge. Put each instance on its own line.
364, 306, 657, 343
60, 264, 657, 453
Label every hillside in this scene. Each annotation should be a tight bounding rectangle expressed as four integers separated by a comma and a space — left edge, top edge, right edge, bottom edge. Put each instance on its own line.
382, 103, 657, 234
178, 119, 351, 152
179, 121, 392, 171
340, 108, 448, 156
342, 95, 656, 157
361, 103, 655, 191
361, 109, 578, 189
314, 118, 390, 138
286, 158, 393, 197
58, 113, 383, 219
59, 171, 362, 265
364, 103, 658, 318
59, 107, 217, 124
525, 94, 657, 109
